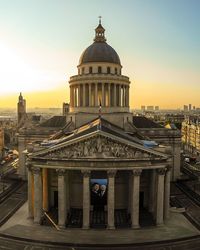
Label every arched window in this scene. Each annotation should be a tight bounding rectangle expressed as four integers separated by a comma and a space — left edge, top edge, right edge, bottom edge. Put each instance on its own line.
82, 67, 85, 74
98, 66, 102, 74
89, 67, 92, 74
107, 67, 110, 74
115, 68, 117, 74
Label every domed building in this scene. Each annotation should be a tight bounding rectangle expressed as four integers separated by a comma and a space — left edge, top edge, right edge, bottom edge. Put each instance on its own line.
26, 21, 177, 230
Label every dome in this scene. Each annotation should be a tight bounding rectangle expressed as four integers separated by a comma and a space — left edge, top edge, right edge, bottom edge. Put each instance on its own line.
79, 42, 121, 65
79, 21, 121, 65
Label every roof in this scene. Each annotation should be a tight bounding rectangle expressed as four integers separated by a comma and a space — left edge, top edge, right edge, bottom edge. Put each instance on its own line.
40, 117, 152, 148
132, 116, 163, 129
79, 42, 121, 65
31, 116, 169, 161
40, 116, 66, 128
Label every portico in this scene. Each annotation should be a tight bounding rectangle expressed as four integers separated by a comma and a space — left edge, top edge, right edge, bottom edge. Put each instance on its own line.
27, 121, 170, 229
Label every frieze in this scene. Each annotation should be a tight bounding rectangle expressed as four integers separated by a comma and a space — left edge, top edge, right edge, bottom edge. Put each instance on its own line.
39, 135, 157, 160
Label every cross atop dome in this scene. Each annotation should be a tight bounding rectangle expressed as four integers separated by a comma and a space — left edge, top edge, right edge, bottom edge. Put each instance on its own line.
98, 15, 102, 24
94, 17, 106, 42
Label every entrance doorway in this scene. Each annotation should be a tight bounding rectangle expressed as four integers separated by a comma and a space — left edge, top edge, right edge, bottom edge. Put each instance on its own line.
91, 179, 107, 210
90, 179, 107, 228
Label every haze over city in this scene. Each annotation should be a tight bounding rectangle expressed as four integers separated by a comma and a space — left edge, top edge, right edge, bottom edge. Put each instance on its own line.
0, 0, 199, 109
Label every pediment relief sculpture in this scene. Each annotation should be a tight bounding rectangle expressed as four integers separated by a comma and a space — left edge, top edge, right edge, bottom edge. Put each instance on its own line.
35, 135, 162, 160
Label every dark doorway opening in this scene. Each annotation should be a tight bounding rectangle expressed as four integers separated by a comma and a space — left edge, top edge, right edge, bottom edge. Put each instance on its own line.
139, 192, 144, 208
90, 179, 107, 228
54, 191, 58, 208
91, 179, 107, 211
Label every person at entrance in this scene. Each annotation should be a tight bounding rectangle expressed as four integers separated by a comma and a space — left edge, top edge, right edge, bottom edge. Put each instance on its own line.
99, 184, 107, 209
91, 183, 100, 210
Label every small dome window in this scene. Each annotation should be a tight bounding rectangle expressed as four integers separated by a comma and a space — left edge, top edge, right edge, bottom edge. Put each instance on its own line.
107, 67, 110, 74
98, 66, 102, 74
89, 67, 93, 74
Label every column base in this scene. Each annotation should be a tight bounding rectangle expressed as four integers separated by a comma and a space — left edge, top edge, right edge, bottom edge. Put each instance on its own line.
131, 224, 140, 229
107, 225, 115, 230
33, 221, 41, 225
156, 222, 164, 227
58, 224, 66, 229
82, 225, 90, 230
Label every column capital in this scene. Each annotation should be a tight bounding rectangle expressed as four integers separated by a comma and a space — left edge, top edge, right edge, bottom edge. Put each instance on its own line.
107, 170, 117, 178
156, 168, 166, 175
132, 169, 142, 176
56, 168, 66, 176
81, 170, 91, 177
165, 165, 172, 172
32, 167, 41, 175
25, 160, 33, 170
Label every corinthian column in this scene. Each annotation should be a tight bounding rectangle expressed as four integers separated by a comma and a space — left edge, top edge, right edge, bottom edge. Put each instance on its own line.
107, 170, 116, 229
113, 84, 116, 106
164, 166, 171, 220
95, 83, 98, 106
33, 167, 42, 224
89, 83, 92, 106
127, 85, 130, 107
156, 168, 165, 225
83, 84, 86, 107
42, 168, 48, 212
71, 86, 74, 107
118, 85, 121, 107
78, 84, 81, 107
74, 86, 77, 107
131, 169, 142, 229
57, 169, 67, 228
102, 83, 105, 106
27, 163, 34, 218
108, 83, 111, 106
70, 86, 72, 107
82, 170, 91, 229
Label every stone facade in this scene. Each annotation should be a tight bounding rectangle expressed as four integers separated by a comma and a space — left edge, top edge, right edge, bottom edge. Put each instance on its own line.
24, 20, 178, 230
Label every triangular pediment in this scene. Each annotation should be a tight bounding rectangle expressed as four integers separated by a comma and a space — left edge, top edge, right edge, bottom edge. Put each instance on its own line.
30, 130, 168, 161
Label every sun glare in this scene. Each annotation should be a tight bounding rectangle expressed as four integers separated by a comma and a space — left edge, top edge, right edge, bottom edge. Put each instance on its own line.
0, 43, 61, 95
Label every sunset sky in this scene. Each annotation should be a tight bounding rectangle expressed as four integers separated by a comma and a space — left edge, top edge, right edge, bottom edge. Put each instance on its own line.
0, 0, 199, 109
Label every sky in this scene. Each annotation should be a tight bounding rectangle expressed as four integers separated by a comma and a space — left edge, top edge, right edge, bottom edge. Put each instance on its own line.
0, 0, 200, 109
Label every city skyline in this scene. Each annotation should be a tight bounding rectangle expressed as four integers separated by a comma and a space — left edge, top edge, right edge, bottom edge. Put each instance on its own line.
0, 0, 200, 109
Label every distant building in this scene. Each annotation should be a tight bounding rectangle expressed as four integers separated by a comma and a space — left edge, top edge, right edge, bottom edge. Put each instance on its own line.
141, 105, 145, 111
17, 92, 26, 127
63, 102, 69, 116
155, 106, 159, 111
146, 106, 154, 111
182, 116, 200, 156
189, 104, 192, 111
0, 127, 4, 159
183, 105, 188, 112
